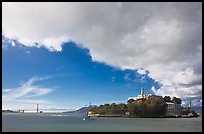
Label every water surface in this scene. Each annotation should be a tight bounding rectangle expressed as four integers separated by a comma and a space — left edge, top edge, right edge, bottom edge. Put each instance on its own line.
2, 113, 202, 132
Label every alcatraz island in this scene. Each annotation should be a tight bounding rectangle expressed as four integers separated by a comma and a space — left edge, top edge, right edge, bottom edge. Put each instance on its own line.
87, 87, 199, 118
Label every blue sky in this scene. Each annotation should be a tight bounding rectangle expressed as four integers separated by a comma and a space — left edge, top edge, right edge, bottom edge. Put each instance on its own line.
2, 37, 159, 110
2, 3, 202, 111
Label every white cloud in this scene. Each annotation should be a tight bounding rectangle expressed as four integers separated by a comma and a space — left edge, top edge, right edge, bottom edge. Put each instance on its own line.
151, 85, 202, 102
2, 77, 54, 110
42, 35, 70, 51
137, 68, 147, 75
173, 68, 202, 85
2, 2, 202, 104
11, 41, 15, 46
3, 77, 53, 100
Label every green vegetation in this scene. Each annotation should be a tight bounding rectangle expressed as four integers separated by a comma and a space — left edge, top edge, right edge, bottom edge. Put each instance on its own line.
172, 97, 182, 104
163, 96, 182, 104
89, 95, 168, 117
90, 103, 127, 115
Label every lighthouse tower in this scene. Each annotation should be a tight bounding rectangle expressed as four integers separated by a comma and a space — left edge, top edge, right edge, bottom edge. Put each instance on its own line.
141, 87, 144, 98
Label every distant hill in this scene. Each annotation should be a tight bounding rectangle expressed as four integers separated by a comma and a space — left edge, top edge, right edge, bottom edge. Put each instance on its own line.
2, 110, 16, 113
75, 106, 92, 113
63, 106, 94, 114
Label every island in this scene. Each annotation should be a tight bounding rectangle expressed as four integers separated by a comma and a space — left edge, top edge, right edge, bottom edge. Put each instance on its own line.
88, 87, 199, 118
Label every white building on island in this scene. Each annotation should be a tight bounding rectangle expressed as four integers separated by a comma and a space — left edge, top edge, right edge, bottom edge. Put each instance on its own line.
127, 87, 182, 117
165, 102, 181, 117
128, 87, 152, 101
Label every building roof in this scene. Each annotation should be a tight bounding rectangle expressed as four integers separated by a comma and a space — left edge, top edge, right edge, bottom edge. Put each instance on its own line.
166, 102, 175, 104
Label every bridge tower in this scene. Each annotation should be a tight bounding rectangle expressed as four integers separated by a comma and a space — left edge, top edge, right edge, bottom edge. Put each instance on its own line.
37, 104, 39, 113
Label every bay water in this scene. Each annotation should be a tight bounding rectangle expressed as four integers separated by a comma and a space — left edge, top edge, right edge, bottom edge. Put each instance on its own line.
2, 112, 202, 132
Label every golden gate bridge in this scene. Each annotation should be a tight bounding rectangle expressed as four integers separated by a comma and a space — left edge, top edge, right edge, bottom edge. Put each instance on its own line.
17, 104, 75, 113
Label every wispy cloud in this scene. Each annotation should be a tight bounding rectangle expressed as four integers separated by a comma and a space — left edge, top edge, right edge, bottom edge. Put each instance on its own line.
2, 76, 53, 100
2, 76, 54, 110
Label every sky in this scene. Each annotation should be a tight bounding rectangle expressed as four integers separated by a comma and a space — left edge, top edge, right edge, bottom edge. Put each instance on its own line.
2, 2, 202, 111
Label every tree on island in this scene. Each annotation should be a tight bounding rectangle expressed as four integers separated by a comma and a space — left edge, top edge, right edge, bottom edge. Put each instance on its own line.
127, 103, 137, 115
127, 98, 135, 104
172, 97, 182, 104
163, 96, 172, 102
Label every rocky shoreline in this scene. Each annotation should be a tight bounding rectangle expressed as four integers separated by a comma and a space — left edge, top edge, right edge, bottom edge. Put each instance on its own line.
88, 114, 200, 118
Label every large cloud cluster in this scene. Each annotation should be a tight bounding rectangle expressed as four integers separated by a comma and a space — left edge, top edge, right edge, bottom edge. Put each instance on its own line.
2, 2, 202, 105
